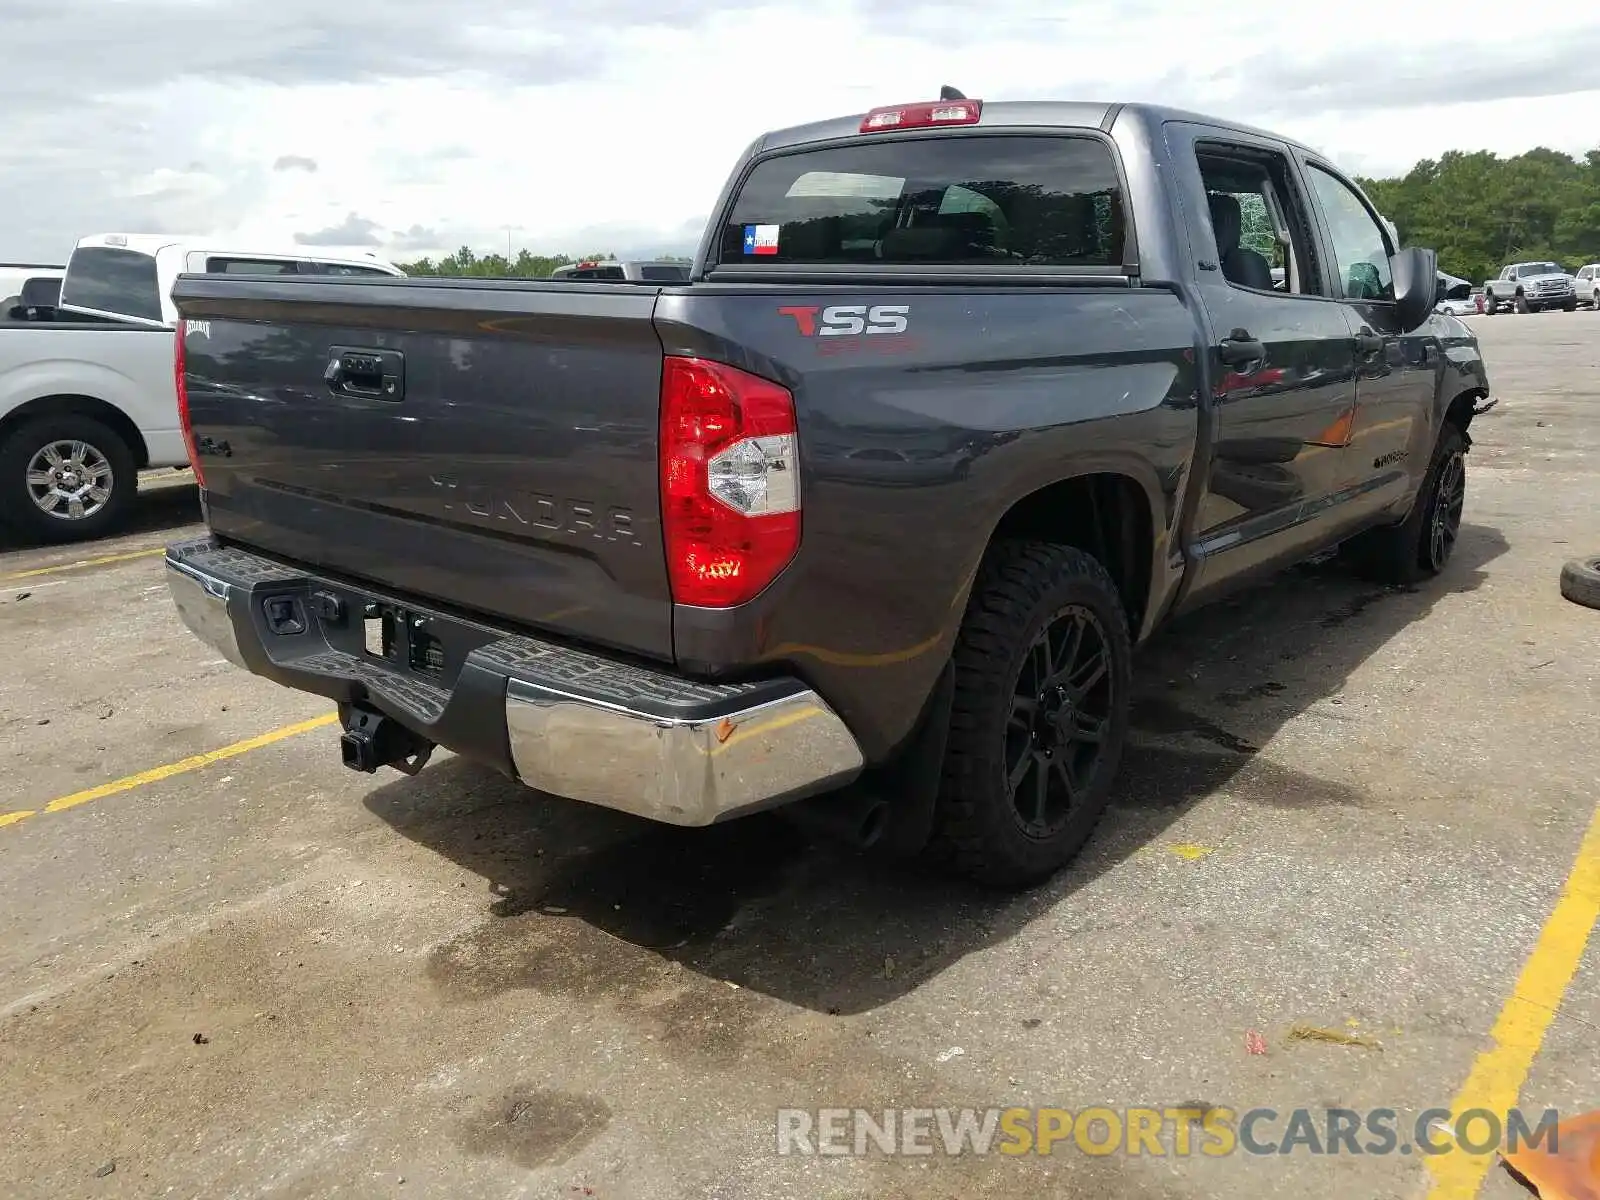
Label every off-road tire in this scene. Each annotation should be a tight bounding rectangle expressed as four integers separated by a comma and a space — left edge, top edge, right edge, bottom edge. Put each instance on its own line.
1483, 293, 1497, 315
1515, 293, 1531, 314
928, 541, 1133, 890
0, 414, 137, 545
1558, 557, 1600, 610
1562, 297, 1577, 312
1340, 423, 1468, 585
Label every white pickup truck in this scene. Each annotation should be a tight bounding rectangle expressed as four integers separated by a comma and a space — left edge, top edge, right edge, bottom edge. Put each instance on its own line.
0, 234, 404, 544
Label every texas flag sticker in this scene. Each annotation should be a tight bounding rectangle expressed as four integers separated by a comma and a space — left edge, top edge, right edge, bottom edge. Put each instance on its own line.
742, 224, 780, 255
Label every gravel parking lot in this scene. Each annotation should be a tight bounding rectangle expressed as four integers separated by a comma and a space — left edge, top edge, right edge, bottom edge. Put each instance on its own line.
2, 313, 1597, 1200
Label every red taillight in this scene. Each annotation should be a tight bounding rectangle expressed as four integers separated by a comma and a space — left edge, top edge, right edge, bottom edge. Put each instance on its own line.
660, 356, 800, 608
173, 323, 204, 488
859, 99, 982, 133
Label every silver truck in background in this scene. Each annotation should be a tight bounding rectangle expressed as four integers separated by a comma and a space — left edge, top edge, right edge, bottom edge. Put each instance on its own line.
0, 235, 406, 545
1481, 261, 1577, 314
548, 259, 692, 282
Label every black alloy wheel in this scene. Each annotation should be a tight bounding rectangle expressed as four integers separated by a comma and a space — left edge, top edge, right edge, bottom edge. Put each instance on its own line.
1006, 605, 1114, 839
1425, 447, 1466, 573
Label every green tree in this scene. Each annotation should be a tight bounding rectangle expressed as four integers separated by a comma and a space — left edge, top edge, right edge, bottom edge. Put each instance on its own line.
1357, 144, 1600, 284
395, 248, 624, 278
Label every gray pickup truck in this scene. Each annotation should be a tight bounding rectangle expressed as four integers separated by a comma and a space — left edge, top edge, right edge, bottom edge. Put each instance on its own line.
162, 94, 1492, 889
1481, 261, 1577, 314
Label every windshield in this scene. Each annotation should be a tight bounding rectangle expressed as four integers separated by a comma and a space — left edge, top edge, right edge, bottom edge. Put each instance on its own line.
1520, 262, 1562, 276
719, 134, 1126, 268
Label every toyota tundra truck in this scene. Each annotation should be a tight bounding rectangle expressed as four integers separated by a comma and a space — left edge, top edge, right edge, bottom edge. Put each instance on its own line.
162, 95, 1492, 889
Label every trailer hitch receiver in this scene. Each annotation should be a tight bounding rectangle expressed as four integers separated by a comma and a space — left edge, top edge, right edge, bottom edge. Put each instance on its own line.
338, 704, 435, 776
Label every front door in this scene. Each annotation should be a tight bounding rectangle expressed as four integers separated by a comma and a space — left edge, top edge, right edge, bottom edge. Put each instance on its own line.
1164, 123, 1365, 610
1300, 158, 1442, 521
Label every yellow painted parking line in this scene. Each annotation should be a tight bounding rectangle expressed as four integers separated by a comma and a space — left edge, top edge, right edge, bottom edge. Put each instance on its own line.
1425, 801, 1600, 1199
0, 546, 165, 583
0, 713, 339, 830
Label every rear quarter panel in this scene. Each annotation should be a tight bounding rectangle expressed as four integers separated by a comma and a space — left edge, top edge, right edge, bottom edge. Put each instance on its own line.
0, 326, 178, 454
658, 284, 1201, 760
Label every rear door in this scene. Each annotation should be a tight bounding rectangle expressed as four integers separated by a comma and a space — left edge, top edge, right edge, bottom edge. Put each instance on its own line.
1298, 156, 1441, 519
1163, 122, 1365, 599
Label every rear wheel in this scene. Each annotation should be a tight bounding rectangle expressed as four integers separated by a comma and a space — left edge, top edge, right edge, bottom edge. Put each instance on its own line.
0, 414, 136, 544
1341, 423, 1467, 585
929, 541, 1132, 889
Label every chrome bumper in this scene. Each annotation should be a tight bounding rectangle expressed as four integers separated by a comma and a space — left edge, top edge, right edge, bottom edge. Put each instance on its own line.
165, 543, 864, 826
503, 679, 864, 826
168, 557, 248, 669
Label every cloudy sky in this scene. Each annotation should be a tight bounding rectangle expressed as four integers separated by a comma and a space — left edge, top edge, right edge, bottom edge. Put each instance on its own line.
2, 0, 1597, 265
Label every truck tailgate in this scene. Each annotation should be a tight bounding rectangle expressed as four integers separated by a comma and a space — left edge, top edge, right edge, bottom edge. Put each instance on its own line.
173, 277, 673, 661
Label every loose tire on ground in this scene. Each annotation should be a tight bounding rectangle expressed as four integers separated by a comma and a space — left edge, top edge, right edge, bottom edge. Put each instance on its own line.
1340, 422, 1468, 585
0, 413, 137, 545
1558, 557, 1600, 610
928, 540, 1133, 890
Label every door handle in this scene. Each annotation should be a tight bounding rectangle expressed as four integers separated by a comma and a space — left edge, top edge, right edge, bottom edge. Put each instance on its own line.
1218, 328, 1266, 368
1354, 328, 1385, 358
324, 346, 405, 401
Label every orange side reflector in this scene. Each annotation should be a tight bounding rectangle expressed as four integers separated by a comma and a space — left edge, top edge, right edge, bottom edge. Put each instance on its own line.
1308, 405, 1357, 448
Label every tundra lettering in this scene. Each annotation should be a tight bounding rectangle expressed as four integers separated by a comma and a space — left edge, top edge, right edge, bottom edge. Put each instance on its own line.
429, 475, 640, 544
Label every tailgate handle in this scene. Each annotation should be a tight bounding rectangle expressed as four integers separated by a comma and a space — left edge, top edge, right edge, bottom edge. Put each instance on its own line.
325, 347, 405, 401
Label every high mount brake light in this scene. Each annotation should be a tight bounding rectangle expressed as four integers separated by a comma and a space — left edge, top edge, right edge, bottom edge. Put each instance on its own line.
659, 356, 800, 608
174, 324, 204, 488
859, 99, 982, 133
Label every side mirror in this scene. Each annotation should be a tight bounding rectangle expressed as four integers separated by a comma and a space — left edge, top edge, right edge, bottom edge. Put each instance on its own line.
1391, 246, 1439, 332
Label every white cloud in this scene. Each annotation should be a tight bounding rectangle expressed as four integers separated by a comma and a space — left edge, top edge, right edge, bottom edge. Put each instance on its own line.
1, 0, 1596, 264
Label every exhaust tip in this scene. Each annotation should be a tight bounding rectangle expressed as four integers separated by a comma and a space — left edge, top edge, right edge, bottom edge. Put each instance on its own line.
858, 801, 889, 849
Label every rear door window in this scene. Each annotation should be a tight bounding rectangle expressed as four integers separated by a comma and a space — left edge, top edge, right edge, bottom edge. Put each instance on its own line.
204, 256, 300, 274
299, 261, 396, 276
718, 134, 1127, 268
60, 247, 163, 322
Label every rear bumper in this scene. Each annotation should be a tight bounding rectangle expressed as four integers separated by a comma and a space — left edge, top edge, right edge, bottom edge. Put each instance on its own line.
165, 537, 864, 825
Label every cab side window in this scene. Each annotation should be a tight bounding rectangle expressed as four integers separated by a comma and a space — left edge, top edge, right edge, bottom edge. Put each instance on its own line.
1305, 164, 1394, 302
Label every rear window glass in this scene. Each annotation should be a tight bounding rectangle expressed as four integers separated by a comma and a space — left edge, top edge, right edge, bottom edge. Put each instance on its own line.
719, 134, 1126, 268
61, 247, 163, 321
639, 264, 690, 281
